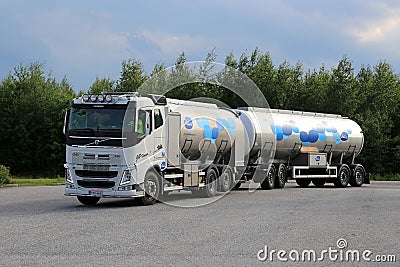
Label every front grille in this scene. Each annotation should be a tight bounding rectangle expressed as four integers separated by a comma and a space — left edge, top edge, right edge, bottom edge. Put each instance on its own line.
75, 170, 118, 178
77, 180, 115, 189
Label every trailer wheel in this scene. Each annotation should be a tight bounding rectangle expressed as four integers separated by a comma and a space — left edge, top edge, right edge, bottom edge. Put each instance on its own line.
261, 164, 275, 190
77, 196, 100, 206
296, 179, 311, 187
312, 179, 326, 187
275, 164, 287, 189
334, 164, 350, 188
349, 165, 365, 187
219, 167, 233, 192
139, 171, 160, 205
197, 168, 218, 198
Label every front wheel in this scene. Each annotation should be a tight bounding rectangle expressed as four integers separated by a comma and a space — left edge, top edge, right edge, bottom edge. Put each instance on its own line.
139, 171, 161, 205
77, 196, 100, 205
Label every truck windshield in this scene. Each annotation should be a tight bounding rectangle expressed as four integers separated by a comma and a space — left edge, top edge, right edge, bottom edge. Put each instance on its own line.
68, 106, 135, 138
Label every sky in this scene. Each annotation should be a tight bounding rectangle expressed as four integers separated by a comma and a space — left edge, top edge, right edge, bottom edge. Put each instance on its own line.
1, 0, 400, 91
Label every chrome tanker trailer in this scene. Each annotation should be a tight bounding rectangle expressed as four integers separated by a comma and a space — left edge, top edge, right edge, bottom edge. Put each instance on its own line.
237, 107, 368, 189
64, 93, 367, 205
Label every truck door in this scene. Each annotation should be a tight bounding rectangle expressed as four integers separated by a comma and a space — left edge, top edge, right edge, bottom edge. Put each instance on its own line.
153, 108, 166, 162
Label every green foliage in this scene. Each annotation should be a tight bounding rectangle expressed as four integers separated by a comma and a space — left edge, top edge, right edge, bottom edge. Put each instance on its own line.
0, 63, 76, 176
89, 77, 115, 94
0, 164, 11, 185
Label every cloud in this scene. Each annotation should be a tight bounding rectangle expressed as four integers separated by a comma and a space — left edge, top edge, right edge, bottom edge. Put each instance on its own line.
135, 29, 214, 56
19, 9, 131, 66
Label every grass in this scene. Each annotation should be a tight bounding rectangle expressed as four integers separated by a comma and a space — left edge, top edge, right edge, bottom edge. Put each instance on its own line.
370, 173, 400, 181
9, 177, 65, 187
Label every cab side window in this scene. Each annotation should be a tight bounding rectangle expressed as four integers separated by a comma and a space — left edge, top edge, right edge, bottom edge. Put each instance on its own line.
154, 109, 163, 129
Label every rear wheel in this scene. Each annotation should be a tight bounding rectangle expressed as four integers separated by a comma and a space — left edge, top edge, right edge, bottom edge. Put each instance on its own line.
296, 179, 311, 188
334, 164, 350, 188
77, 196, 100, 205
139, 171, 161, 205
275, 164, 287, 189
349, 165, 365, 187
312, 179, 326, 187
218, 167, 233, 192
261, 164, 276, 190
197, 168, 218, 198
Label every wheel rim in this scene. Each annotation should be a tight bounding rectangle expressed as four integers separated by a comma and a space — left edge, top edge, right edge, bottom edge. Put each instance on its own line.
222, 172, 230, 188
268, 171, 274, 185
355, 170, 363, 184
279, 169, 285, 184
208, 173, 217, 194
145, 179, 157, 198
340, 169, 349, 185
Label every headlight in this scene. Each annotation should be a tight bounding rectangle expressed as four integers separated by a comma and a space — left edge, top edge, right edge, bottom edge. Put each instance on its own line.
120, 170, 132, 185
90, 94, 97, 102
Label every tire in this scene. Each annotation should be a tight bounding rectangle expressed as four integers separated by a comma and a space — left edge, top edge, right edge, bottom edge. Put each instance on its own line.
349, 165, 365, 187
312, 179, 326, 187
261, 164, 276, 190
197, 168, 218, 198
218, 167, 233, 192
77, 196, 100, 205
334, 164, 350, 188
139, 171, 161, 205
275, 164, 287, 189
296, 179, 311, 187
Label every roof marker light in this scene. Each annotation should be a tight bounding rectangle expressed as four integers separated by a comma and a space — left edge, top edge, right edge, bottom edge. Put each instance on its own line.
105, 94, 113, 102
97, 94, 105, 102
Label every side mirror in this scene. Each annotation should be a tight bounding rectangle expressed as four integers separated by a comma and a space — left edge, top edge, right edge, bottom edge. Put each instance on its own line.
63, 110, 69, 136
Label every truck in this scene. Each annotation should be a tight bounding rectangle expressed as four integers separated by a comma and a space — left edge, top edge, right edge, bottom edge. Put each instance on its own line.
64, 92, 369, 205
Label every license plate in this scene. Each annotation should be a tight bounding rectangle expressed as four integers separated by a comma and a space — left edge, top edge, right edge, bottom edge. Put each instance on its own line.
88, 190, 103, 197
83, 165, 109, 171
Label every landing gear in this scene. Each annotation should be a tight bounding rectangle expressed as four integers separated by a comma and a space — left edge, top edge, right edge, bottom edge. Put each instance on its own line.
312, 179, 326, 187
296, 179, 311, 188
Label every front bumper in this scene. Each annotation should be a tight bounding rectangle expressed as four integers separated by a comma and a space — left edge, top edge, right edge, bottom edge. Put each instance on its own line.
65, 187, 145, 198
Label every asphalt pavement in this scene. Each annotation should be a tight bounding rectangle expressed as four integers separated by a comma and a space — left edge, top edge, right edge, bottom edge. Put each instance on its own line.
0, 181, 399, 266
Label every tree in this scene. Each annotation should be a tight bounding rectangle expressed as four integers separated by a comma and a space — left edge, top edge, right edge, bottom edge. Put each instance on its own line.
89, 77, 115, 94
117, 59, 147, 92
0, 63, 75, 176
